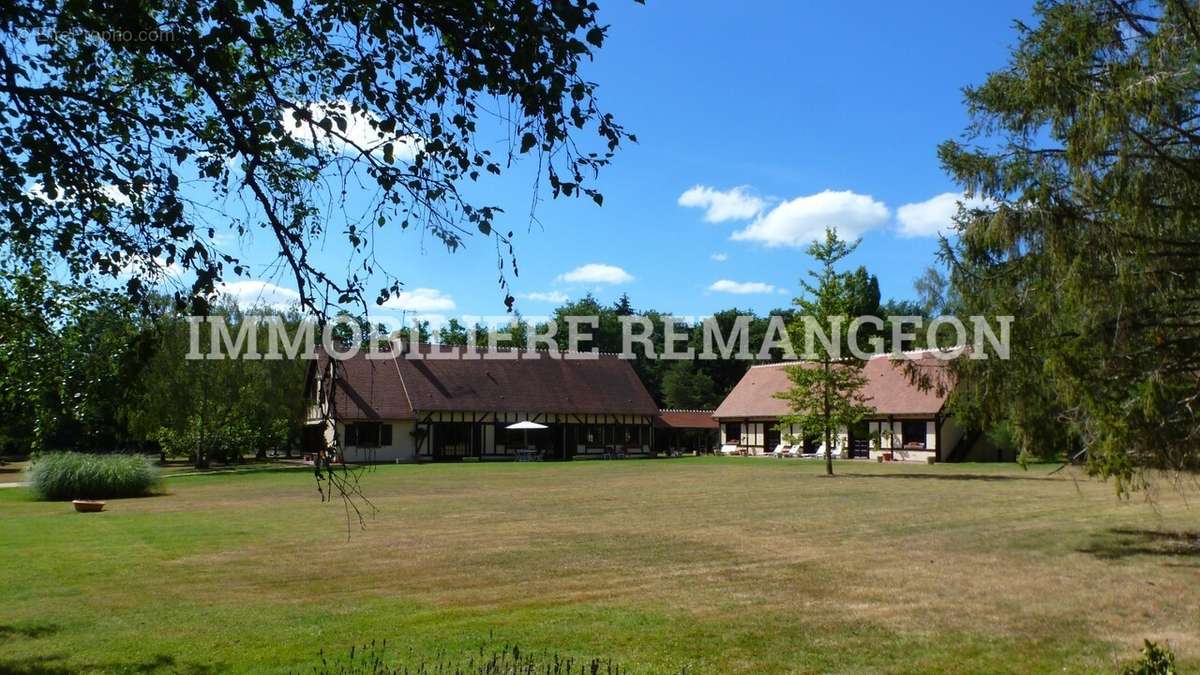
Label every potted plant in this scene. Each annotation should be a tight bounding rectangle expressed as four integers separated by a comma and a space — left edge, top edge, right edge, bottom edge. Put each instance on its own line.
73, 499, 105, 513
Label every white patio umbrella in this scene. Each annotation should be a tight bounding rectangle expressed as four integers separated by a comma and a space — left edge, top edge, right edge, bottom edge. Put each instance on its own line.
506, 420, 548, 450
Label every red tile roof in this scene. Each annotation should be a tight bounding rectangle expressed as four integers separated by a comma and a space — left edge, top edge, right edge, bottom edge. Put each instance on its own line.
713, 351, 952, 419
316, 345, 659, 420
656, 409, 719, 429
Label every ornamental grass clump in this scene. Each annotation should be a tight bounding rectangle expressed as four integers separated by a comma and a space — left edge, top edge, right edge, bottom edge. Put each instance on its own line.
28, 452, 159, 501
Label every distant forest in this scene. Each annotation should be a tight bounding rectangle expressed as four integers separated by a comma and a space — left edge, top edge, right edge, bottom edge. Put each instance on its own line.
0, 261, 951, 461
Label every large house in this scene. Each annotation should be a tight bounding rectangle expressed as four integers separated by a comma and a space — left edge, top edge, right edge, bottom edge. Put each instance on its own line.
303, 344, 661, 462
713, 351, 1006, 462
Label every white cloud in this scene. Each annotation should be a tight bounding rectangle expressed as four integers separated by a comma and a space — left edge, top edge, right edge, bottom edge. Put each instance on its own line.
118, 255, 181, 282
896, 191, 992, 238
408, 313, 450, 329
218, 280, 301, 309
27, 182, 131, 206
731, 190, 889, 248
286, 100, 422, 160
523, 291, 569, 303
556, 263, 633, 285
708, 279, 779, 294
678, 185, 767, 222
379, 287, 456, 312
710, 253, 729, 262
209, 230, 237, 246
99, 184, 131, 206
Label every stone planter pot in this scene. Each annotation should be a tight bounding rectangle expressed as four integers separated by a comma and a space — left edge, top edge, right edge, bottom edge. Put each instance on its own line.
72, 499, 106, 513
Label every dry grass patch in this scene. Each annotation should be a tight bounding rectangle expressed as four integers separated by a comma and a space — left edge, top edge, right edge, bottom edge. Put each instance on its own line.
0, 458, 1197, 673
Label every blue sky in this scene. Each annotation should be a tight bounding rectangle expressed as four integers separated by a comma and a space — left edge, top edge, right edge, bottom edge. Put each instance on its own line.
217, 1, 1033, 325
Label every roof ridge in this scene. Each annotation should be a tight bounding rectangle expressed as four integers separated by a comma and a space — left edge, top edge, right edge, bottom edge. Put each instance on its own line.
868, 347, 961, 359
747, 348, 959, 369
337, 342, 625, 359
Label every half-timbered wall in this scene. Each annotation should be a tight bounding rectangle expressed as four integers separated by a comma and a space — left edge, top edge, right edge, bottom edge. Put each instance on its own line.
866, 417, 938, 462
411, 411, 655, 460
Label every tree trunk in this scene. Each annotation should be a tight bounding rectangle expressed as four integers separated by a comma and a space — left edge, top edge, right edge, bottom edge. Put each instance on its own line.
824, 360, 833, 476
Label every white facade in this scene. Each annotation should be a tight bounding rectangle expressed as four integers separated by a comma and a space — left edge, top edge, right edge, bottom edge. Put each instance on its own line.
721, 417, 942, 461
719, 419, 850, 456
865, 418, 937, 463
336, 420, 417, 463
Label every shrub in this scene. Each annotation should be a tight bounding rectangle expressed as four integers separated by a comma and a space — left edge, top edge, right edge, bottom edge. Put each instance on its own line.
1121, 640, 1177, 675
28, 452, 159, 500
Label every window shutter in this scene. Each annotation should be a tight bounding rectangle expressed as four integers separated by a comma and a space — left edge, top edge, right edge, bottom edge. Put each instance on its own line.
345, 424, 358, 447
381, 423, 393, 446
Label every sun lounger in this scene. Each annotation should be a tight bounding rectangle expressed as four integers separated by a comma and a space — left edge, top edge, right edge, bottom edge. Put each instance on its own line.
719, 444, 739, 456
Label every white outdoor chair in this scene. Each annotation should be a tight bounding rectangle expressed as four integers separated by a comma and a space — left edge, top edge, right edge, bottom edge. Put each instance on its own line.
770, 443, 788, 458
719, 444, 739, 456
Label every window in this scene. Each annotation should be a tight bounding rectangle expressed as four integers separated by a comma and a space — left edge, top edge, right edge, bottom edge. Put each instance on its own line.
344, 422, 389, 447
617, 424, 640, 447
901, 420, 927, 448
725, 423, 741, 442
764, 426, 781, 451
357, 423, 380, 447
574, 424, 606, 447
434, 422, 471, 457
583, 425, 601, 445
496, 423, 524, 452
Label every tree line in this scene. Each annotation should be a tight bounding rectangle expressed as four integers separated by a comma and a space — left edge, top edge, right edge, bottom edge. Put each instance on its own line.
0, 265, 308, 467
0, 255, 950, 464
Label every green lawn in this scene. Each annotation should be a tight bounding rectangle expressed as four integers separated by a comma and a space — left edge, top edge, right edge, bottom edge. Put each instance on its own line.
1, 458, 1197, 674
